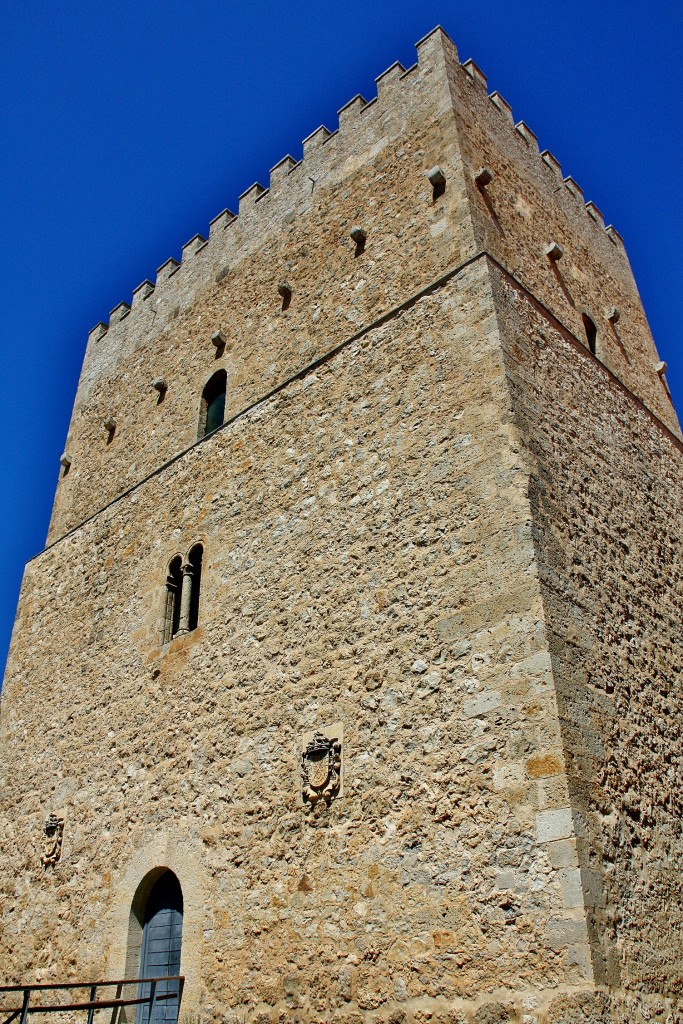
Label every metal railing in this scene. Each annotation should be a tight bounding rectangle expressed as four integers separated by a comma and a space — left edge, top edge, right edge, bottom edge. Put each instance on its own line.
0, 977, 184, 1024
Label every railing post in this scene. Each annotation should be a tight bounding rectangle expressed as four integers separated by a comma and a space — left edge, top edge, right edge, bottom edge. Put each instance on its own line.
86, 985, 97, 1024
148, 981, 157, 1024
110, 982, 123, 1024
19, 989, 30, 1024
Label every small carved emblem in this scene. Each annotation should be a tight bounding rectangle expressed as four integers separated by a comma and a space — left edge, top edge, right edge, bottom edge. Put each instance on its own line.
301, 731, 342, 811
40, 814, 64, 867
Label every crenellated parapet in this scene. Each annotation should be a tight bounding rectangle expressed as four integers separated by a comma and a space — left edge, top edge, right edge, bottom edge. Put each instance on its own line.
59, 22, 677, 542
80, 29, 450, 359
460, 55, 626, 251
86, 25, 627, 368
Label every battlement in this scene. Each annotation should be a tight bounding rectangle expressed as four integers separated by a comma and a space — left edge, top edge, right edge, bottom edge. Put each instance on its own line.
459, 55, 626, 250
86, 26, 627, 361
53, 24, 678, 545
75, 27, 449, 368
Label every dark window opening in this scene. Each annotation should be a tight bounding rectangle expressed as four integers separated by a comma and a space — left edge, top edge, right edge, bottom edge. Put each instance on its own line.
582, 313, 597, 355
162, 556, 183, 644
199, 369, 227, 438
187, 544, 203, 632
161, 545, 203, 644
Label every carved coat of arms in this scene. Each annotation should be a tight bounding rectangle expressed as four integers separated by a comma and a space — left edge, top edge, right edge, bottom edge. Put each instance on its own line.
40, 814, 64, 867
301, 731, 342, 811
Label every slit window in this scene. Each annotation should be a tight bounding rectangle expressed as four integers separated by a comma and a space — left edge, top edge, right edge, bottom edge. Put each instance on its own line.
162, 556, 183, 644
199, 370, 227, 438
187, 543, 203, 632
582, 313, 597, 355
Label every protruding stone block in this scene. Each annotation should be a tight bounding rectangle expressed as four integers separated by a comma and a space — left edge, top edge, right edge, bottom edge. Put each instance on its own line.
545, 241, 564, 262
132, 280, 155, 305
208, 209, 236, 237
338, 95, 367, 130
156, 257, 180, 281
585, 201, 604, 226
607, 306, 621, 324
88, 322, 109, 344
475, 166, 493, 187
375, 62, 406, 96
238, 182, 266, 213
415, 26, 458, 66
269, 155, 297, 186
606, 224, 624, 246
541, 150, 562, 178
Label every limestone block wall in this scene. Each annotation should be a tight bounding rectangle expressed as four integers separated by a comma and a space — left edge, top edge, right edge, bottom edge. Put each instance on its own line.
2, 263, 594, 1021
495, 262, 683, 1001
3, 25, 682, 1024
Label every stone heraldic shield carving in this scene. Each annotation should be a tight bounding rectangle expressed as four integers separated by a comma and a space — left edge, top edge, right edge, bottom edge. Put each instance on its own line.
40, 813, 64, 867
301, 731, 342, 811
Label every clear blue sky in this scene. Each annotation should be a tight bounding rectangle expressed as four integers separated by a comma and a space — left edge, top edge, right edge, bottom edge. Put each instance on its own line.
1, 1, 681, 682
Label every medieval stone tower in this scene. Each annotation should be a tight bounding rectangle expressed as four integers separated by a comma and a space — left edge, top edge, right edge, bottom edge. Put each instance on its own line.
1, 26, 681, 1024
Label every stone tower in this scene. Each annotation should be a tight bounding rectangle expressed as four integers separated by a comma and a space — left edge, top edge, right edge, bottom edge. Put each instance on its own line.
1, 26, 681, 1024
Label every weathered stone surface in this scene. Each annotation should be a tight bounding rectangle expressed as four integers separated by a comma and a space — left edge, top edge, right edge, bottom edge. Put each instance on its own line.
0, 24, 681, 1024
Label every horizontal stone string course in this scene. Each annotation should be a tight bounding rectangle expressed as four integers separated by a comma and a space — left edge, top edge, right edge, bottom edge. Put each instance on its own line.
53, 245, 681, 558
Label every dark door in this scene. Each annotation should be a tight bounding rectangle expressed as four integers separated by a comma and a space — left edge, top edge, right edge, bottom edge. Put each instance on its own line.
137, 871, 183, 1024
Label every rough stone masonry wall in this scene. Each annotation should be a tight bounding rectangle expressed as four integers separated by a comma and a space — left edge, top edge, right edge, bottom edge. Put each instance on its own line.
2, 263, 594, 1023
443, 49, 679, 437
48, 29, 473, 543
494, 263, 683, 1016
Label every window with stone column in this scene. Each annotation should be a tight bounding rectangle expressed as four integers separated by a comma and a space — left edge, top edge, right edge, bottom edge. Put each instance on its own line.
162, 544, 203, 644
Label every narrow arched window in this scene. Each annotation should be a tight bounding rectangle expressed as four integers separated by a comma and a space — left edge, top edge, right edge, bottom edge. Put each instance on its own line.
136, 870, 183, 1024
161, 544, 203, 644
187, 543, 203, 632
162, 556, 183, 645
582, 313, 597, 355
199, 369, 227, 438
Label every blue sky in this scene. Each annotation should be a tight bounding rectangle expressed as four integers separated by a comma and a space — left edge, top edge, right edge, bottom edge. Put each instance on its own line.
1, 1, 681, 682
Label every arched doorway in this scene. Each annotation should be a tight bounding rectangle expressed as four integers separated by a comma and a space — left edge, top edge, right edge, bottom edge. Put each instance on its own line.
137, 870, 183, 1024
